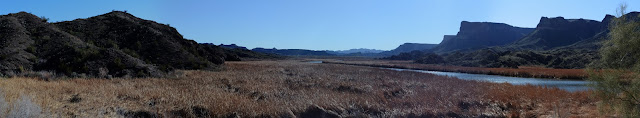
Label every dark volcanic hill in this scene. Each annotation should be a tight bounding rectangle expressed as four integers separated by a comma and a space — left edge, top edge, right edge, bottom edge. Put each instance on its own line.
0, 11, 231, 78
55, 11, 229, 71
430, 21, 534, 53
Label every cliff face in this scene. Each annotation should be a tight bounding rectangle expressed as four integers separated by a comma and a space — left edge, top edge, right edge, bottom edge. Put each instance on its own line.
430, 21, 534, 53
0, 11, 229, 77
440, 35, 456, 44
509, 17, 607, 50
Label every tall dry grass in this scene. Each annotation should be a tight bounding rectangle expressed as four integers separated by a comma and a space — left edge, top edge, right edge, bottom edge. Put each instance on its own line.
0, 60, 597, 117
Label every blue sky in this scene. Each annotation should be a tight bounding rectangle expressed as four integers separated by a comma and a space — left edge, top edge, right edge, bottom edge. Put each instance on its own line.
1, 0, 638, 50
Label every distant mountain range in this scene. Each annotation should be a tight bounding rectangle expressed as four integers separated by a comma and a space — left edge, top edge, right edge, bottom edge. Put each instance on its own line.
186, 11, 640, 70
250, 43, 438, 57
388, 12, 640, 69
329, 48, 386, 54
252, 48, 336, 56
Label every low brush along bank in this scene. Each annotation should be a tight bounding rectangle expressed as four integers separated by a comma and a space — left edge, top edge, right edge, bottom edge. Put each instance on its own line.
319, 59, 586, 80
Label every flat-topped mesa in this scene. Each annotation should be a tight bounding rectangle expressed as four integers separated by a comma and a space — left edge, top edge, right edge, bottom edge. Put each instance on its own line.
509, 16, 608, 50
536, 16, 603, 30
458, 21, 525, 33
429, 21, 534, 53
537, 17, 567, 27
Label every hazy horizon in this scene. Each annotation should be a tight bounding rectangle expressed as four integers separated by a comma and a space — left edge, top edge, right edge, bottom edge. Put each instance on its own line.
2, 0, 638, 50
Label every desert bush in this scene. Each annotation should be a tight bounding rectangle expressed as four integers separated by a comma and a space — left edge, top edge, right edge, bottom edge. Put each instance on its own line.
8, 95, 42, 118
0, 89, 42, 118
589, 4, 640, 117
0, 90, 6, 116
39, 16, 48, 22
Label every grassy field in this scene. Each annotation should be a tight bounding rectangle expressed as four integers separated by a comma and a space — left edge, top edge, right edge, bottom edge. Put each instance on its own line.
318, 59, 587, 80
0, 60, 599, 117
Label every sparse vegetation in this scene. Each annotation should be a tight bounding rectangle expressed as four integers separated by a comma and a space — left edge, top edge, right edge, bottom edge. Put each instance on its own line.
0, 60, 596, 117
39, 16, 48, 22
0, 89, 43, 117
589, 3, 640, 117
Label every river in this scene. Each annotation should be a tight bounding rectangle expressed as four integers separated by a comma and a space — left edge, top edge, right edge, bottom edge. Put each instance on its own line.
384, 68, 591, 92
307, 60, 592, 92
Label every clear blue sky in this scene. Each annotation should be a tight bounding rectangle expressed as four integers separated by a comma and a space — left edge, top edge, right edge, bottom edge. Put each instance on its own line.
2, 0, 638, 50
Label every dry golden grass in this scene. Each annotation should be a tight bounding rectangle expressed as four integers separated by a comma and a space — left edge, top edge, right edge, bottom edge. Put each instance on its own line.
0, 60, 597, 117
486, 84, 598, 117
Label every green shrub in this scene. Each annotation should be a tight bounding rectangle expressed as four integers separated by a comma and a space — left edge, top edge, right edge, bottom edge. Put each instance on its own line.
589, 4, 640, 117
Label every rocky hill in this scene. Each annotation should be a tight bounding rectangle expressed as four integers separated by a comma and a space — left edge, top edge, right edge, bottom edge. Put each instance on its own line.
430, 21, 534, 53
0, 11, 233, 78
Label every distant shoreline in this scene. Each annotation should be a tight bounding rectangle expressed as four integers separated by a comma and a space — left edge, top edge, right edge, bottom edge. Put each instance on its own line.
318, 60, 587, 80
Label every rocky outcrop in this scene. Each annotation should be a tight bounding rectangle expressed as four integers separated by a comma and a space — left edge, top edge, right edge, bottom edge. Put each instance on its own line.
430, 21, 534, 53
440, 35, 456, 44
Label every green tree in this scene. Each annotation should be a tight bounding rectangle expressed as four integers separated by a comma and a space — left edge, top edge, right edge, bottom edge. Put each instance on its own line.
589, 3, 640, 117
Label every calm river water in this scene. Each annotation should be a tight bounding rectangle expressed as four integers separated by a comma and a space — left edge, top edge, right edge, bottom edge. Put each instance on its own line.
385, 68, 592, 92
307, 60, 591, 92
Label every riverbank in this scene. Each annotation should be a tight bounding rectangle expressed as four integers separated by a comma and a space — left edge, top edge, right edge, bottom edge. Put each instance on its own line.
317, 59, 587, 80
0, 60, 598, 117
